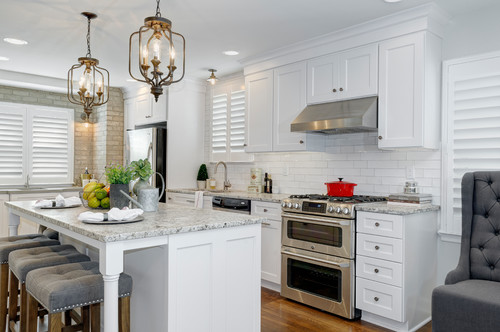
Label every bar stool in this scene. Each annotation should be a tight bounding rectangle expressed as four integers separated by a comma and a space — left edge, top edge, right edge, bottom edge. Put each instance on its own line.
0, 234, 60, 331
8, 244, 91, 332
26, 261, 132, 332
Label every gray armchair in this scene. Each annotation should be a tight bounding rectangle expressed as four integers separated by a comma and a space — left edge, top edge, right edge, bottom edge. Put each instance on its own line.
432, 171, 500, 331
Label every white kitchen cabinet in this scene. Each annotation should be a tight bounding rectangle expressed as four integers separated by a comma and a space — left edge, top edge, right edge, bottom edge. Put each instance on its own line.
273, 62, 324, 152
356, 210, 438, 331
378, 32, 441, 150
245, 70, 274, 152
166, 192, 212, 209
124, 87, 167, 130
307, 44, 378, 104
251, 201, 281, 290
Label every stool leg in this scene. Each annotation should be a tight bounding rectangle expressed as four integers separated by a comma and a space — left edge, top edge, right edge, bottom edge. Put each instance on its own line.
82, 306, 90, 332
64, 310, 71, 326
48, 312, 62, 332
90, 303, 100, 332
118, 297, 130, 332
0, 264, 9, 332
7, 271, 18, 331
27, 294, 38, 332
19, 283, 28, 332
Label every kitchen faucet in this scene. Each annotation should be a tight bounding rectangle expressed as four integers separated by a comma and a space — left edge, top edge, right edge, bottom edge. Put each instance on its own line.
215, 161, 231, 191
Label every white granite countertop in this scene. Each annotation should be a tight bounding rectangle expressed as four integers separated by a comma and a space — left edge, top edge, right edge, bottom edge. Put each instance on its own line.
168, 188, 290, 203
5, 201, 265, 243
355, 202, 440, 215
0, 187, 82, 195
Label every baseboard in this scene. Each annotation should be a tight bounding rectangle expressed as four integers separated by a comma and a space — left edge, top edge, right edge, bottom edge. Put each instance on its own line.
261, 279, 280, 292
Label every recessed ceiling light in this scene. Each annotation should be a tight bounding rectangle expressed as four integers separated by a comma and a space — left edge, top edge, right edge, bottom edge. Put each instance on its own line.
3, 38, 28, 45
0, 56, 9, 61
223, 50, 239, 56
384, 0, 402, 2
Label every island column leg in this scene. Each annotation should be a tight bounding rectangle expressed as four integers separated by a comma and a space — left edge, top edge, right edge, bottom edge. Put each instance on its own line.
99, 242, 124, 332
8, 209, 20, 236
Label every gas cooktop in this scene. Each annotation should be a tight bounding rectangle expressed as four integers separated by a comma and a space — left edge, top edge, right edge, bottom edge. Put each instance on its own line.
289, 194, 387, 203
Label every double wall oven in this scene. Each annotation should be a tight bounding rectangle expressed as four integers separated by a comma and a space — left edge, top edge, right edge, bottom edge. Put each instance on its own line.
280, 194, 385, 319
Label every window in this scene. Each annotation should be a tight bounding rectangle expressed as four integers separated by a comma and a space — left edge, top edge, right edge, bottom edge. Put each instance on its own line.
441, 52, 500, 238
0, 102, 74, 186
210, 77, 253, 162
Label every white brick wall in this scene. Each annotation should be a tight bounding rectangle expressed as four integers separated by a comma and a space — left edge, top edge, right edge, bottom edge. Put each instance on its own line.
204, 81, 441, 204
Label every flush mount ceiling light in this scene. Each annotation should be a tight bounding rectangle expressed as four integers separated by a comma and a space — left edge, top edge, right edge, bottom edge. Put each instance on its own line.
223, 50, 239, 56
67, 12, 110, 122
0, 56, 9, 61
3, 38, 28, 45
129, 0, 186, 102
207, 69, 218, 85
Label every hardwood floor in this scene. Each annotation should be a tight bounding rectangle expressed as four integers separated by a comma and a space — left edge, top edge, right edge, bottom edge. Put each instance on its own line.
261, 288, 432, 332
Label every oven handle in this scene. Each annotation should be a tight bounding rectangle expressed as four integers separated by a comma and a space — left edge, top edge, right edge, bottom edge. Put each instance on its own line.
281, 212, 350, 226
281, 249, 350, 268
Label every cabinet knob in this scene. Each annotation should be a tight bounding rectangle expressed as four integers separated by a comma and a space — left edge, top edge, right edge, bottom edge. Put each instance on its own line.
263, 209, 268, 212
332, 89, 337, 93
168, 197, 172, 200
375, 222, 380, 227
375, 245, 380, 250
378, 136, 383, 140
374, 268, 379, 274
243, 143, 247, 147
339, 87, 344, 92
145, 115, 152, 118
299, 140, 304, 144
374, 297, 379, 302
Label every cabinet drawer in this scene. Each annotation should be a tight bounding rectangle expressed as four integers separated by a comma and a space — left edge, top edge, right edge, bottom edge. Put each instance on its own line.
356, 277, 403, 322
356, 255, 402, 287
357, 233, 402, 263
357, 212, 403, 239
251, 201, 281, 220
167, 193, 196, 206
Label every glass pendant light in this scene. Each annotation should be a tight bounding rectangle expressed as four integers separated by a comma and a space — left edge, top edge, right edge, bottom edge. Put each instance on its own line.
207, 69, 218, 85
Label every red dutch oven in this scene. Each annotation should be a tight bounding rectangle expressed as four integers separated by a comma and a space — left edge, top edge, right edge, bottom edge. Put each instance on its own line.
324, 178, 357, 197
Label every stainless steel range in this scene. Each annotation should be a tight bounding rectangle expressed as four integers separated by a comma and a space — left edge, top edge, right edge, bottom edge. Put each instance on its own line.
280, 194, 386, 319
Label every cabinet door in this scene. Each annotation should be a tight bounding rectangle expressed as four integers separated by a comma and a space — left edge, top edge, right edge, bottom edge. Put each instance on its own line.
378, 33, 425, 149
306, 54, 339, 104
273, 62, 307, 151
149, 91, 168, 124
261, 219, 281, 284
245, 70, 274, 152
124, 98, 136, 130
134, 92, 153, 126
338, 44, 378, 100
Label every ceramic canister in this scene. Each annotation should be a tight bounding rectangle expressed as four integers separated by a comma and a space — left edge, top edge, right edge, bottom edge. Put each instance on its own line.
250, 168, 262, 185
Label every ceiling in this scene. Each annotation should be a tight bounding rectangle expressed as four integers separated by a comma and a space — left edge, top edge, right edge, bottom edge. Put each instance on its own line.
0, 0, 497, 88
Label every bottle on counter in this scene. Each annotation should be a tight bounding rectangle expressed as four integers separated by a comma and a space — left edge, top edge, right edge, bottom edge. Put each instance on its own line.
264, 173, 268, 193
84, 167, 89, 174
268, 174, 272, 194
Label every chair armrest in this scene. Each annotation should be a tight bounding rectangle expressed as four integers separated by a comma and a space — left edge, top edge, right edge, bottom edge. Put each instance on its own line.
445, 266, 469, 285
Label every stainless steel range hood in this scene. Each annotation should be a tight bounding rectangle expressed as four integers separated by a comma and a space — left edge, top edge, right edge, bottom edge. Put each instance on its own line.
291, 96, 378, 134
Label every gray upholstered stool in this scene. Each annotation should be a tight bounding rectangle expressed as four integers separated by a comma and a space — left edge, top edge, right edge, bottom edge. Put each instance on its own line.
0, 234, 60, 332
26, 261, 132, 332
8, 245, 90, 332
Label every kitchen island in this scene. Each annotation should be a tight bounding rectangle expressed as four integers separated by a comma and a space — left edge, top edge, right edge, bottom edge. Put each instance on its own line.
5, 201, 263, 332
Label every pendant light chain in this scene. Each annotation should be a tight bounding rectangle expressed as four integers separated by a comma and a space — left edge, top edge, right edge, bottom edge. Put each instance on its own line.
155, 0, 161, 17
86, 16, 92, 58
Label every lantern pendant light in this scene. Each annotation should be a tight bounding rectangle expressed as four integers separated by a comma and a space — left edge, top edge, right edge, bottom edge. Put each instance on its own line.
67, 12, 110, 122
129, 0, 186, 102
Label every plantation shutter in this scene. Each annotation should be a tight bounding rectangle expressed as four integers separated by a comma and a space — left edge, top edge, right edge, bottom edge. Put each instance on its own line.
229, 90, 246, 153
0, 104, 26, 185
443, 53, 500, 235
212, 92, 228, 159
28, 107, 74, 184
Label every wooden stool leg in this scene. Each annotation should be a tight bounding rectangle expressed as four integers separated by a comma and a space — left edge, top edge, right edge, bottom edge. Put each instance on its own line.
0, 264, 9, 332
19, 283, 28, 332
7, 270, 18, 331
48, 312, 62, 332
90, 303, 100, 332
118, 297, 130, 332
82, 306, 90, 332
26, 294, 38, 332
64, 310, 71, 326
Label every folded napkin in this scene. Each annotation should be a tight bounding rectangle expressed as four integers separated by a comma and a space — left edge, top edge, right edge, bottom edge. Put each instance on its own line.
194, 191, 204, 209
78, 207, 144, 222
34, 194, 82, 208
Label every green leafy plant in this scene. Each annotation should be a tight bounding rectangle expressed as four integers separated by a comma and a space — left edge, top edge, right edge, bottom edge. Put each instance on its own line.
130, 159, 154, 181
197, 164, 209, 181
105, 164, 133, 184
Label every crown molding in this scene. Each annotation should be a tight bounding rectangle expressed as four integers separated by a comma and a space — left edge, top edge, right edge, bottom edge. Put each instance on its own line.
240, 3, 451, 76
0, 69, 68, 93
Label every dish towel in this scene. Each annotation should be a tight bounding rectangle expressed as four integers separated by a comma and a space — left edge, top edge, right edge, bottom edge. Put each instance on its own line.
194, 191, 204, 209
34, 194, 82, 208
78, 207, 144, 222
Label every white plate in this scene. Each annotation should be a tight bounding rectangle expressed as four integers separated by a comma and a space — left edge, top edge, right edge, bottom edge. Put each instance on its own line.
81, 216, 144, 225
39, 204, 82, 209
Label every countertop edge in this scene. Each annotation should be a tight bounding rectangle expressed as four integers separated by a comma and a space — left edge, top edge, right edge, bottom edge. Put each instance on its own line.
0, 187, 82, 195
355, 202, 440, 215
167, 188, 289, 203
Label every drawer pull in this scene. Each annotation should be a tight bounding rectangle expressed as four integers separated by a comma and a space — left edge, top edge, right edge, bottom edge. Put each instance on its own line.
168, 197, 172, 200
374, 297, 379, 302
374, 268, 379, 274
375, 245, 380, 250
375, 222, 380, 227
339, 87, 344, 92
263, 209, 268, 212
186, 199, 195, 203
332, 88, 337, 93
262, 222, 271, 226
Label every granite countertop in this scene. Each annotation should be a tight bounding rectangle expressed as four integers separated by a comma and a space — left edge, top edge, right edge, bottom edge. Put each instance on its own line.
355, 202, 440, 215
0, 187, 82, 195
5, 201, 265, 243
168, 188, 290, 203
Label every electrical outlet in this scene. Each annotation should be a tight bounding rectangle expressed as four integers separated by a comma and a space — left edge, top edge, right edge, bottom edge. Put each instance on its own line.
406, 166, 415, 179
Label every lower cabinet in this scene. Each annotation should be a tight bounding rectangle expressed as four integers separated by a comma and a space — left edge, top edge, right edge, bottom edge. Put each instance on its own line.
166, 192, 212, 209
356, 210, 437, 331
251, 201, 281, 290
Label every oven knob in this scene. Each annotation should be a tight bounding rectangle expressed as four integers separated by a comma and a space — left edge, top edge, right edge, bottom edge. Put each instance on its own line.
343, 207, 350, 215
335, 207, 342, 214
327, 206, 334, 213
287, 202, 293, 208
293, 203, 300, 209
281, 202, 287, 208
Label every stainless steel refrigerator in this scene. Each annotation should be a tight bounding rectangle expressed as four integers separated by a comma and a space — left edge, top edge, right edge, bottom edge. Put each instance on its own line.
125, 122, 167, 202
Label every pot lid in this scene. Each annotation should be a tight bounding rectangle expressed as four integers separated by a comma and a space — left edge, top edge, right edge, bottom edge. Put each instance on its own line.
325, 178, 357, 185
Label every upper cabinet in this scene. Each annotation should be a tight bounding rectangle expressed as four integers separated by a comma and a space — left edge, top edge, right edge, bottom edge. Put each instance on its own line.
377, 32, 441, 150
307, 44, 378, 104
124, 87, 167, 130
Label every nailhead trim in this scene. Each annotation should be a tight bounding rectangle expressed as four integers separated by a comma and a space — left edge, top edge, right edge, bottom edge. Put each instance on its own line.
51, 293, 131, 313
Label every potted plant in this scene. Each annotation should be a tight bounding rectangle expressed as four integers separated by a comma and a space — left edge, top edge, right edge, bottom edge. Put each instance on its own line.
105, 164, 133, 209
130, 159, 154, 195
197, 164, 208, 190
